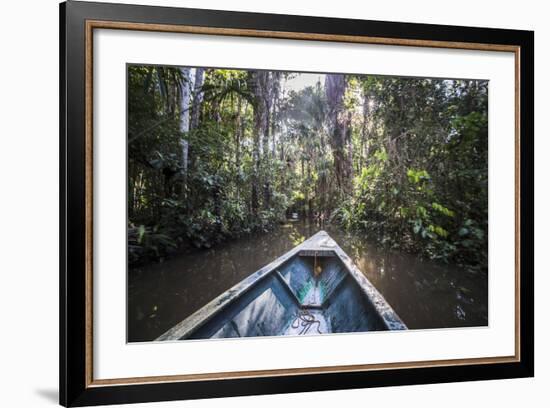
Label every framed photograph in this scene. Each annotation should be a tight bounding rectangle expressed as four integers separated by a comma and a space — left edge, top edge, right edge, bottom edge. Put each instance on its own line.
60, 1, 534, 406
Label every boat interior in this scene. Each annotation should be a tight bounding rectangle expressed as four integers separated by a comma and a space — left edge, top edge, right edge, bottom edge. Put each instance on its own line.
186, 251, 389, 340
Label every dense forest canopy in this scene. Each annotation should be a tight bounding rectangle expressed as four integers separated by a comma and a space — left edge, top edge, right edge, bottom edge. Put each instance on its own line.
128, 65, 488, 272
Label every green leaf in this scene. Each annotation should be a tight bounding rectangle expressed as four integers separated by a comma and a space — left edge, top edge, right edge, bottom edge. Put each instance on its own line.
432, 202, 455, 217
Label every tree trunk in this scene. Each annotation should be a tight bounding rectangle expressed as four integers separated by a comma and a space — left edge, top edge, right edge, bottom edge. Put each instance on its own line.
248, 71, 269, 216
345, 111, 353, 187
191, 68, 204, 130
179, 67, 192, 196
270, 72, 281, 157
360, 92, 369, 170
325, 74, 347, 196
234, 97, 243, 200
301, 156, 305, 216
307, 158, 313, 219
262, 73, 276, 209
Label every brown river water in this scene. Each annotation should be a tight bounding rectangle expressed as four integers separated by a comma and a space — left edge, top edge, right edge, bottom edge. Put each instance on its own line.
128, 222, 488, 342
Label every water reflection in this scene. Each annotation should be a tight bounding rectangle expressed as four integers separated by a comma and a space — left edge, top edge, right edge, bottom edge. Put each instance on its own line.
128, 222, 487, 342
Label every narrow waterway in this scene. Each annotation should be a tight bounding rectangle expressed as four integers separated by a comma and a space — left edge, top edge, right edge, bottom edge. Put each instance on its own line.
128, 222, 488, 342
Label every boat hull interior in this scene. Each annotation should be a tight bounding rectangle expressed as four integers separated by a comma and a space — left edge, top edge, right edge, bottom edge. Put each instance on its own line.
186, 251, 388, 340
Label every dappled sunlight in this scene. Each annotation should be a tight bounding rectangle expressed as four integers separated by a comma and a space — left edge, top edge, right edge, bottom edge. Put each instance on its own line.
127, 65, 488, 341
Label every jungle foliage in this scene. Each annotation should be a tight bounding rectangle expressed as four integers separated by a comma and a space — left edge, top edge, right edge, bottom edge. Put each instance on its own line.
128, 65, 488, 271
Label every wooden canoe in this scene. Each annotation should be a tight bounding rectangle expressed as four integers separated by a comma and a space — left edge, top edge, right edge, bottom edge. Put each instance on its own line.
156, 230, 407, 341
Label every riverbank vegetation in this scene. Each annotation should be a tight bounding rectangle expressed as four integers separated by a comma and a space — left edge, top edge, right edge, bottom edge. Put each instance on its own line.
128, 65, 488, 271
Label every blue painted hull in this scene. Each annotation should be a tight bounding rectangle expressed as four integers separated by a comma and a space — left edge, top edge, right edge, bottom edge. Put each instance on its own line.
157, 231, 406, 341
